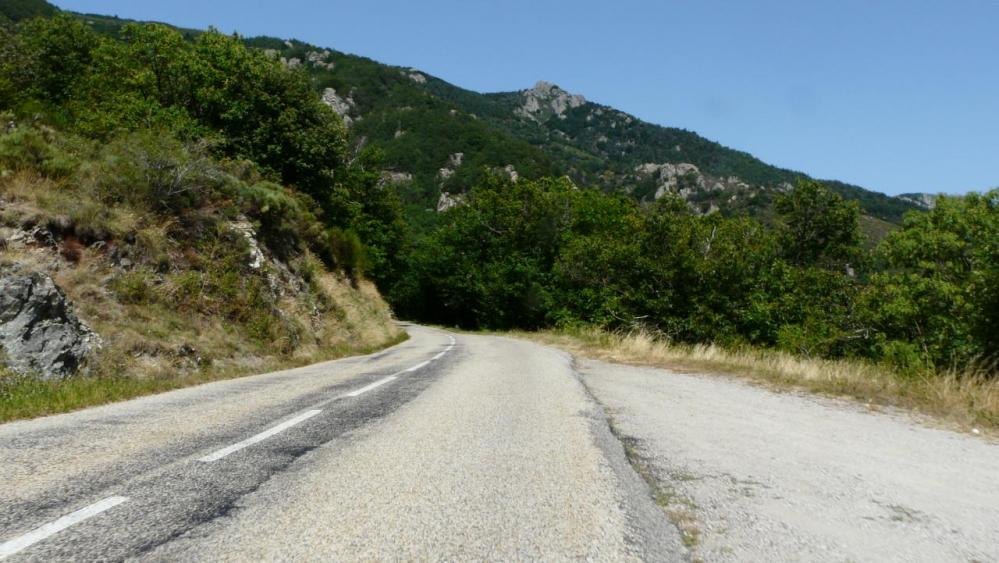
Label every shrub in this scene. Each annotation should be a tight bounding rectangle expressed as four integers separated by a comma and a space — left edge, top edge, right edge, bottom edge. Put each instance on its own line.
96, 131, 220, 212
111, 270, 154, 304
236, 180, 322, 260
326, 228, 368, 281
0, 126, 77, 178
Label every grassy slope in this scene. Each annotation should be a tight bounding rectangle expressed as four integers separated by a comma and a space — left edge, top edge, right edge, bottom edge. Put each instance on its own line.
0, 127, 405, 421
0, 185, 406, 422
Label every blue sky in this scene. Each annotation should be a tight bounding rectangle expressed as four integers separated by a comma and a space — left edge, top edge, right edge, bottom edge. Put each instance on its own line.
54, 0, 998, 195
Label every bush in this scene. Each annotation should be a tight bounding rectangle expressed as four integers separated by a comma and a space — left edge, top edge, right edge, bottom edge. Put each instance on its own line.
326, 228, 368, 281
96, 131, 220, 211
111, 271, 154, 304
236, 180, 322, 260
0, 126, 77, 177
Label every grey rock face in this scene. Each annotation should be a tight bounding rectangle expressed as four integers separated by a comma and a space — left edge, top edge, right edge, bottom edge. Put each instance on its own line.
436, 191, 465, 213
306, 50, 335, 70
321, 88, 356, 127
896, 193, 938, 210
501, 164, 519, 182
516, 81, 586, 121
634, 162, 706, 199
229, 220, 265, 270
0, 272, 101, 379
379, 171, 413, 186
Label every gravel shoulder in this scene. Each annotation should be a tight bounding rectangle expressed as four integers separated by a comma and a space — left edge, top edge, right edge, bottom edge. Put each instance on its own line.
578, 358, 999, 562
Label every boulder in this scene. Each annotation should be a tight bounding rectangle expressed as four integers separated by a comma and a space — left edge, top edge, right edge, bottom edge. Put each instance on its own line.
0, 272, 101, 379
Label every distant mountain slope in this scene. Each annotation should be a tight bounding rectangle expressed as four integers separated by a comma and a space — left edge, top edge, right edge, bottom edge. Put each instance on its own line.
421, 79, 920, 222
0, 0, 56, 22
254, 39, 919, 224
12, 1, 922, 226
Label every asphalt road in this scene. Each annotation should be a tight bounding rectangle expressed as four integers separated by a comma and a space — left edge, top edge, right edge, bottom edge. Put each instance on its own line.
4, 326, 996, 561
0, 326, 681, 561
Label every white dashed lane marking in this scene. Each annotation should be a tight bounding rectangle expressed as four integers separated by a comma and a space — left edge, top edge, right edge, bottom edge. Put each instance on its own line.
342, 376, 397, 398
0, 496, 128, 560
199, 410, 323, 462
200, 333, 457, 462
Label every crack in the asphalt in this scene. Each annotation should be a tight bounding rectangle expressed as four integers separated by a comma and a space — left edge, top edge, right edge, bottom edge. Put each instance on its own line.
569, 356, 690, 561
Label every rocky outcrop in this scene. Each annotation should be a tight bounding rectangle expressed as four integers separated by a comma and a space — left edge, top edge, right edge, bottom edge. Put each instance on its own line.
406, 70, 427, 84
379, 171, 413, 186
436, 153, 465, 183
515, 81, 586, 122
0, 272, 101, 379
306, 50, 336, 70
229, 219, 265, 270
321, 88, 356, 127
635, 162, 706, 200
501, 164, 519, 182
896, 193, 938, 210
436, 191, 465, 213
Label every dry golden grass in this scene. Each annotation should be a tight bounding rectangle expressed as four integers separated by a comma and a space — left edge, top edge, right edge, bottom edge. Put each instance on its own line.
512, 327, 999, 433
1, 170, 140, 236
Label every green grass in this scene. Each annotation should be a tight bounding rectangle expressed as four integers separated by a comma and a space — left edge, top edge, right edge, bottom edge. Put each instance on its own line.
0, 332, 407, 423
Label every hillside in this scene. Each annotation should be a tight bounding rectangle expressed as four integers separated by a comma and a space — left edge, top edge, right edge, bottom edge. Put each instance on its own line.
0, 120, 403, 419
0, 8, 408, 418
255, 40, 922, 225
2, 0, 921, 231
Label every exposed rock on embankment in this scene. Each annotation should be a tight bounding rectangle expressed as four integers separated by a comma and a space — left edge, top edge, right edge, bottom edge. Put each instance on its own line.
0, 271, 101, 379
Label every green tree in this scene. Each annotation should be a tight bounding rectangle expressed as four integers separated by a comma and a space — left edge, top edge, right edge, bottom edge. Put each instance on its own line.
13, 15, 98, 109
861, 190, 999, 368
776, 180, 862, 269
392, 176, 579, 328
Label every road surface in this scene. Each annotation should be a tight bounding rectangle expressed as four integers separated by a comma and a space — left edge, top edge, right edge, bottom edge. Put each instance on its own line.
1, 326, 996, 561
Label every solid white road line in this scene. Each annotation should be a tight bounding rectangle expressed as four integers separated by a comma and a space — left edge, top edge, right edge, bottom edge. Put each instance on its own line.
0, 496, 128, 560
199, 410, 323, 462
343, 375, 397, 398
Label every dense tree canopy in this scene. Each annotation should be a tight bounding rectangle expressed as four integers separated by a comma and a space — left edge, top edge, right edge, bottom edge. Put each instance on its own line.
392, 178, 997, 372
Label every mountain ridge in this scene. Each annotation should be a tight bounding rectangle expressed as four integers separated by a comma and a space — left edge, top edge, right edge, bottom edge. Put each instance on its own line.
5, 1, 930, 226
